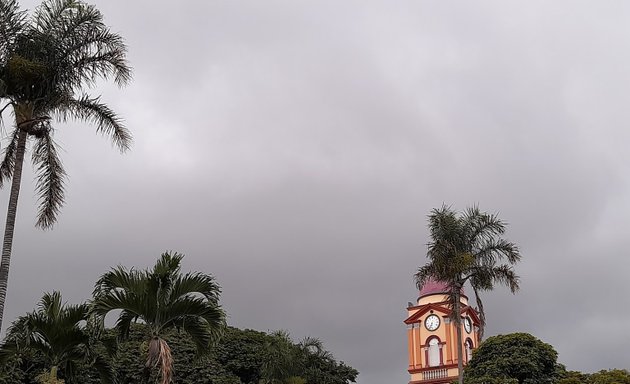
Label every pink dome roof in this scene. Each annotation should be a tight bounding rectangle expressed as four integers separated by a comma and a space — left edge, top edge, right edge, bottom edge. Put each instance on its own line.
418, 278, 465, 298
419, 279, 450, 297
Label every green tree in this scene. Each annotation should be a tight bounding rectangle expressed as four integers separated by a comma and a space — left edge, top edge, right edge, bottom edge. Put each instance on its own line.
0, 0, 132, 332
98, 324, 238, 384
260, 330, 357, 384
260, 330, 297, 384
463, 333, 559, 384
0, 292, 113, 384
215, 327, 270, 384
91, 252, 226, 384
415, 205, 521, 384
557, 370, 589, 384
589, 369, 630, 384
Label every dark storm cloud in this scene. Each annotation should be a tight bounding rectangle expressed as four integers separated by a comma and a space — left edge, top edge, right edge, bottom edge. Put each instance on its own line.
2, 1, 630, 383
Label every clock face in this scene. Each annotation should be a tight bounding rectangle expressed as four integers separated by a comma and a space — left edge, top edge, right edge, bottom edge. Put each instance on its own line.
425, 314, 440, 331
464, 317, 472, 333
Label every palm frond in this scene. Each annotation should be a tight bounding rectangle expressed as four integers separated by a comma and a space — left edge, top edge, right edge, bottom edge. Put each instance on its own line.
474, 238, 521, 265
161, 296, 225, 331
0, 127, 20, 187
32, 0, 81, 33
58, 303, 90, 328
38, 291, 64, 319
92, 266, 155, 337
69, 32, 131, 87
414, 264, 439, 290
0, 316, 32, 363
91, 353, 117, 384
463, 206, 506, 245
489, 264, 520, 293
52, 93, 131, 151
32, 0, 131, 88
112, 310, 138, 341
91, 289, 144, 322
169, 272, 222, 305
93, 265, 145, 297
31, 130, 66, 229
153, 252, 183, 277
0, 0, 27, 60
173, 315, 223, 358
299, 337, 332, 360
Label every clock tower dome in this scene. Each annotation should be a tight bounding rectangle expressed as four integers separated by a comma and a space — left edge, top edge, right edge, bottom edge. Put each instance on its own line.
404, 279, 480, 384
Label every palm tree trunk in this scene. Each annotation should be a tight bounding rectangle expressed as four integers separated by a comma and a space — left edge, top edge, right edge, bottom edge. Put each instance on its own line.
50, 365, 58, 381
0, 128, 28, 332
146, 336, 173, 384
472, 285, 486, 341
454, 289, 464, 384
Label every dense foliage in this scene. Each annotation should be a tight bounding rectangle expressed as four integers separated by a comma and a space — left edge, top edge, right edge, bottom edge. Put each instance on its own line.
0, 324, 358, 384
464, 333, 560, 384
0, 291, 113, 384
0, 252, 358, 384
558, 369, 630, 384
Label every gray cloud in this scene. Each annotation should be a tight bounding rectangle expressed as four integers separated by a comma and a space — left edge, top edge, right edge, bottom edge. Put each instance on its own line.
3, 1, 630, 383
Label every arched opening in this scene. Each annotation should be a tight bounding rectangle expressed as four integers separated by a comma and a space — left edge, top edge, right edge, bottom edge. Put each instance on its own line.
465, 338, 474, 363
426, 336, 441, 367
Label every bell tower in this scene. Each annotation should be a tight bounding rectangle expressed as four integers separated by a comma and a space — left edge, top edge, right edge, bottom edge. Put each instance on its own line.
404, 280, 480, 384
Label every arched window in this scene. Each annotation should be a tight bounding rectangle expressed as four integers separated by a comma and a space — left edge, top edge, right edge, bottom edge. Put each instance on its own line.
465, 338, 473, 363
427, 337, 441, 367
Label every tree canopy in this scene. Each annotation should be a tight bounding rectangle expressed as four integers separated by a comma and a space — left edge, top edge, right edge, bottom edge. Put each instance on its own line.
0, 324, 358, 384
558, 369, 630, 384
464, 333, 560, 384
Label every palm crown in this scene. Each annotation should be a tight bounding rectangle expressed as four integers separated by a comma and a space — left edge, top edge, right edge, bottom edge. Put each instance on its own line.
0, 0, 132, 227
415, 205, 520, 334
92, 252, 226, 384
0, 291, 114, 384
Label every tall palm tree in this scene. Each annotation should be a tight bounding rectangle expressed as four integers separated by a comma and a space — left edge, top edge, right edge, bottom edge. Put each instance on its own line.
0, 291, 114, 384
92, 252, 226, 384
0, 0, 132, 331
414, 205, 521, 384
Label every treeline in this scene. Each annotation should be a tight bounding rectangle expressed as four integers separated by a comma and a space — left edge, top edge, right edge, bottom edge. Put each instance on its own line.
0, 325, 358, 384
0, 252, 358, 384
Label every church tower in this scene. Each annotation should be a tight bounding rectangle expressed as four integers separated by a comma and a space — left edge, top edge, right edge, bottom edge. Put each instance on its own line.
404, 280, 480, 384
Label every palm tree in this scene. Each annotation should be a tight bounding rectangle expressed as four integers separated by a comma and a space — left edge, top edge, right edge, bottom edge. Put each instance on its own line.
260, 331, 334, 384
414, 205, 521, 384
0, 291, 114, 384
92, 252, 226, 384
0, 0, 132, 331
260, 330, 297, 384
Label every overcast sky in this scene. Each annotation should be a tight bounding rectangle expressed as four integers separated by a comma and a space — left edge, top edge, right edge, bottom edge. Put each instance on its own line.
3, 1, 630, 383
